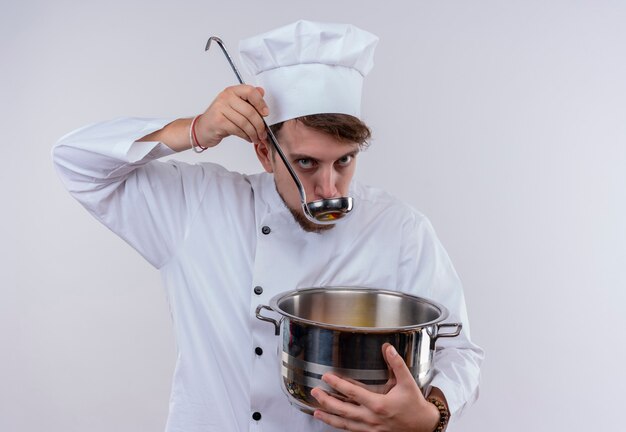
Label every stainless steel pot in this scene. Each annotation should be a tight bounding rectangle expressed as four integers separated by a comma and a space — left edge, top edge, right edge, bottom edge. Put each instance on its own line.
255, 287, 462, 413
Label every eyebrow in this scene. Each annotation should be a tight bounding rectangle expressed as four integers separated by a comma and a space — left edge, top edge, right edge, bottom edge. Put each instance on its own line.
289, 149, 360, 162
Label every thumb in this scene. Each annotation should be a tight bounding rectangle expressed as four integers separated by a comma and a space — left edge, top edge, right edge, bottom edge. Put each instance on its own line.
256, 86, 265, 97
384, 344, 421, 390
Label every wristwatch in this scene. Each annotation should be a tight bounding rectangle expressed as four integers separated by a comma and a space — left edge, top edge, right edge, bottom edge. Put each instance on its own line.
427, 397, 450, 432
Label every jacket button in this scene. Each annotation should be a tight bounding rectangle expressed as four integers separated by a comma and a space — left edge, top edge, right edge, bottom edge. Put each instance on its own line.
261, 226, 271, 235
252, 411, 262, 421
255, 347, 263, 356
253, 286, 263, 295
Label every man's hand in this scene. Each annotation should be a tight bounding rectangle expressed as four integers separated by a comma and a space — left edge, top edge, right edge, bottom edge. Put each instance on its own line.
138, 85, 269, 152
195, 85, 269, 148
311, 344, 441, 432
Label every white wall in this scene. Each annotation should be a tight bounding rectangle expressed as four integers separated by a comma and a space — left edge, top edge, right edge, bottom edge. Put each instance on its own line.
2, 1, 625, 431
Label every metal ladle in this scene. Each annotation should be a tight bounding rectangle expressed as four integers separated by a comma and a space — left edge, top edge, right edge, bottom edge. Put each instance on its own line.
205, 36, 354, 225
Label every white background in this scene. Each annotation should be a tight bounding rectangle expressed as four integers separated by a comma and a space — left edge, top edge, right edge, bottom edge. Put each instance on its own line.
2, 1, 625, 431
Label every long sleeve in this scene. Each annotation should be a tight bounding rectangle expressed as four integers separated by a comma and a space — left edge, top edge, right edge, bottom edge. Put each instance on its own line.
52, 117, 200, 268
397, 212, 484, 419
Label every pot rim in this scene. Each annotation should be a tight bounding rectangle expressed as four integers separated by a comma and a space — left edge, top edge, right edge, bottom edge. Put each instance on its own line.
267, 286, 450, 333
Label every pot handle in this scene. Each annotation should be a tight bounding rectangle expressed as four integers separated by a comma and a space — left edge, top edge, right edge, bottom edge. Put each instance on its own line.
436, 322, 463, 338
255, 304, 281, 336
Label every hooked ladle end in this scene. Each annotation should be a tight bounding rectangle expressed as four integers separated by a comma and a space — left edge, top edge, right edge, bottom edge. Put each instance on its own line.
205, 36, 223, 52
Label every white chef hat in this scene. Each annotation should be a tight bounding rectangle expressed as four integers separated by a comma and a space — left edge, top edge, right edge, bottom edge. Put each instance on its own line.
239, 20, 379, 126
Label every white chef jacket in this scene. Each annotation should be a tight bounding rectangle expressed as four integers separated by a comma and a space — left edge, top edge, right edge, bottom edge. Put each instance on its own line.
52, 117, 483, 432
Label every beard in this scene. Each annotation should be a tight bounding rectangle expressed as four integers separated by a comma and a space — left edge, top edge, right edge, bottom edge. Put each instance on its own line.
287, 205, 335, 233
276, 187, 335, 234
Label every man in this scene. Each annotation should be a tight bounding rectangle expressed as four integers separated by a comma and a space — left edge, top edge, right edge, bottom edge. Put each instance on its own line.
53, 20, 483, 431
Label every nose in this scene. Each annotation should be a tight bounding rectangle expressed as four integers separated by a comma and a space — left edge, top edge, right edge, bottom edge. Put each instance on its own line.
313, 165, 339, 199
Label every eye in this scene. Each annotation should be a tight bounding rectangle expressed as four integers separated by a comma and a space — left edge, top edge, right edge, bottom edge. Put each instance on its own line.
336, 155, 353, 167
297, 158, 315, 169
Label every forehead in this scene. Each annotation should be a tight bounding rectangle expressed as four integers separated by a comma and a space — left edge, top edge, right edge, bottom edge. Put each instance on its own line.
276, 120, 360, 157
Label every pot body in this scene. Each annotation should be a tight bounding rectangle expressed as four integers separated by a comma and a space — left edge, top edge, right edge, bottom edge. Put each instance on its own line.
256, 287, 461, 413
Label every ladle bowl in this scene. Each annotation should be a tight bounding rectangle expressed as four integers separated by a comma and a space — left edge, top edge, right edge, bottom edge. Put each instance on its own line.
304, 197, 353, 224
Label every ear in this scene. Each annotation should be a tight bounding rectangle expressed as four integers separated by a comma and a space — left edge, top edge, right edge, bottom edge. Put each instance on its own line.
254, 140, 274, 173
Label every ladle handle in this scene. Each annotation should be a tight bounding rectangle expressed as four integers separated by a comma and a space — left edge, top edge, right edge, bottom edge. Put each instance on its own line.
205, 37, 307, 205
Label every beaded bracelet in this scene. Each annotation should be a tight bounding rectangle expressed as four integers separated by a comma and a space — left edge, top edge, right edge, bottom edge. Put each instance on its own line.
190, 115, 207, 153
427, 397, 450, 432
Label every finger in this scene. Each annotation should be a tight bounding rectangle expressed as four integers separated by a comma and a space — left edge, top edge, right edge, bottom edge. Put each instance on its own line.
256, 86, 265, 98
228, 97, 267, 142
311, 388, 371, 428
213, 85, 268, 142
381, 343, 397, 389
381, 342, 394, 373
232, 84, 270, 117
195, 109, 249, 146
341, 376, 372, 393
200, 97, 256, 145
313, 409, 371, 432
214, 112, 254, 143
222, 99, 266, 143
320, 373, 378, 408
311, 387, 355, 417
383, 344, 420, 392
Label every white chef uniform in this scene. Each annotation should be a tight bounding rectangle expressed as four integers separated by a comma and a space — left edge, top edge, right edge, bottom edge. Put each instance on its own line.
52, 19, 483, 432
52, 117, 483, 431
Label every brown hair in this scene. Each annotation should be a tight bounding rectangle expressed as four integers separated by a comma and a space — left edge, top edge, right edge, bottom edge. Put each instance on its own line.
270, 114, 371, 150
